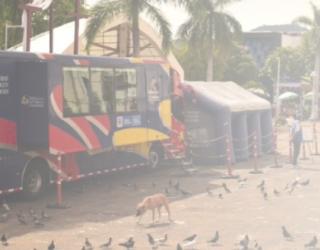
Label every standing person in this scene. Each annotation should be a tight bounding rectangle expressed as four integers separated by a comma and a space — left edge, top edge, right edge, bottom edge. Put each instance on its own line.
290, 115, 303, 166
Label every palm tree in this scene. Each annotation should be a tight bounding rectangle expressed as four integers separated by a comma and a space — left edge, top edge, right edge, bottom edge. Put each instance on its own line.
295, 2, 320, 120
178, 0, 242, 81
85, 0, 172, 57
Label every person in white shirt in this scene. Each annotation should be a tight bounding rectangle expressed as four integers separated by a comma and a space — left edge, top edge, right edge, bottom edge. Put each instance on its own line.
290, 115, 303, 166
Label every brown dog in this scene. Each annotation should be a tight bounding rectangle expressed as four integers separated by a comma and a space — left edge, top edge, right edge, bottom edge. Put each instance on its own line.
136, 193, 172, 224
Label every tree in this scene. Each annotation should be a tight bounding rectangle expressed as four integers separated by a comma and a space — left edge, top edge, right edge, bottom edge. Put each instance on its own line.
295, 2, 320, 120
172, 39, 258, 85
85, 0, 172, 56
0, 0, 85, 49
32, 0, 87, 36
178, 0, 242, 81
260, 47, 307, 100
0, 0, 27, 49
223, 43, 258, 85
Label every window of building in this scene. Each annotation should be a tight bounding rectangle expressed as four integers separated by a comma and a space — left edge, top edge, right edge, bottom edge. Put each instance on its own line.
63, 67, 90, 116
114, 68, 137, 112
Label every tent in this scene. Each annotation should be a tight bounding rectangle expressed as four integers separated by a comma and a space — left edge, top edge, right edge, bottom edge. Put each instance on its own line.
182, 81, 272, 165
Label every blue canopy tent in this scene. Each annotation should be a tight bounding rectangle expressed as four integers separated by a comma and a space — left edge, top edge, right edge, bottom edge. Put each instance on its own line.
182, 81, 272, 165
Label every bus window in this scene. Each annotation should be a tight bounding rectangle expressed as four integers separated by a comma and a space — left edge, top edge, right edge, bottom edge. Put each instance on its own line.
90, 68, 113, 114
114, 68, 137, 113
63, 67, 90, 116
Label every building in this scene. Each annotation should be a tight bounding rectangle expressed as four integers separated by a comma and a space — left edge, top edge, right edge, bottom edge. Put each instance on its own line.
244, 24, 307, 68
10, 15, 184, 79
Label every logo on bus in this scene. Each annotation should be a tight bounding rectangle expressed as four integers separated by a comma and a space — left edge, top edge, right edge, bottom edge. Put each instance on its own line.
21, 95, 45, 108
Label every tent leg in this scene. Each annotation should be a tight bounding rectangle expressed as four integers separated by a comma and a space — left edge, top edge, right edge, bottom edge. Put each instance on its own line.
270, 128, 282, 168
250, 131, 263, 174
221, 134, 239, 179
47, 155, 70, 210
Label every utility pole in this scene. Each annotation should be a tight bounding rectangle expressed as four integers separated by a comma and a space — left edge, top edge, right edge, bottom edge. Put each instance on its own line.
311, 56, 320, 120
275, 57, 281, 120
74, 0, 81, 55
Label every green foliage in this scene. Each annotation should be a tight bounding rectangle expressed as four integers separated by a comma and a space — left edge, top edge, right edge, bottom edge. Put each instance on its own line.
32, 0, 87, 36
85, 0, 172, 55
223, 44, 259, 85
0, 0, 86, 49
261, 47, 307, 83
178, 0, 242, 80
0, 0, 28, 49
172, 39, 259, 85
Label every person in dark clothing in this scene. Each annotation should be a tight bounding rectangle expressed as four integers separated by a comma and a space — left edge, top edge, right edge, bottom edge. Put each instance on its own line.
290, 115, 303, 166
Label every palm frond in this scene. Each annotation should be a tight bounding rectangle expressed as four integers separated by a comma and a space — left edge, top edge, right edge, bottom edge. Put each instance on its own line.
311, 2, 320, 26
293, 16, 313, 28
142, 1, 172, 53
85, 0, 125, 51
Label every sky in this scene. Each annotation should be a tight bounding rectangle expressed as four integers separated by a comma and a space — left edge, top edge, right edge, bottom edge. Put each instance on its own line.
85, 0, 313, 32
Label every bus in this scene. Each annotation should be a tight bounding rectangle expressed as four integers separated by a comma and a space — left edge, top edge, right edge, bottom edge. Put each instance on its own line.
0, 51, 186, 199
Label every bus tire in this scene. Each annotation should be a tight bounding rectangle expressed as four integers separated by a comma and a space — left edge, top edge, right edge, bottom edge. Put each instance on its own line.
22, 159, 49, 200
148, 143, 164, 168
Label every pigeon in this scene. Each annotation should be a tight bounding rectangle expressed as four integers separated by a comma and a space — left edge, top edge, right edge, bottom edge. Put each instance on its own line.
152, 182, 156, 189
1, 234, 8, 246
282, 226, 293, 240
206, 187, 213, 196
2, 202, 10, 212
222, 183, 231, 193
305, 235, 317, 248
183, 234, 197, 243
41, 210, 51, 220
100, 237, 112, 248
48, 240, 55, 250
300, 179, 310, 186
238, 178, 247, 183
288, 186, 296, 195
0, 213, 8, 223
119, 237, 134, 249
165, 188, 170, 195
169, 179, 173, 187
263, 192, 268, 200
273, 189, 280, 196
218, 193, 223, 199
208, 231, 219, 244
174, 181, 180, 191
182, 234, 197, 247
156, 234, 168, 245
239, 235, 249, 248
147, 233, 155, 246
176, 243, 183, 250
33, 218, 45, 227
257, 180, 265, 189
29, 208, 36, 216
180, 188, 192, 196
85, 238, 93, 250
17, 212, 28, 225
284, 183, 289, 191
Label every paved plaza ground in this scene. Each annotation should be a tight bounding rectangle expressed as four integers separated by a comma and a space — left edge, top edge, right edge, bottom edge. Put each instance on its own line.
1, 123, 320, 249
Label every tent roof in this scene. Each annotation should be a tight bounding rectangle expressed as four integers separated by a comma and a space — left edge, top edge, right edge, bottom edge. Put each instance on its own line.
184, 81, 271, 112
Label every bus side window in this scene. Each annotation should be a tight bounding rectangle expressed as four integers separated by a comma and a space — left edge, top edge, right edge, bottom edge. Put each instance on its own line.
63, 67, 90, 116
90, 68, 113, 114
114, 68, 138, 113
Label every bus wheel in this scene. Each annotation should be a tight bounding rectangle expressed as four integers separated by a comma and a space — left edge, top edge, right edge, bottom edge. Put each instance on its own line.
148, 144, 164, 168
22, 161, 48, 199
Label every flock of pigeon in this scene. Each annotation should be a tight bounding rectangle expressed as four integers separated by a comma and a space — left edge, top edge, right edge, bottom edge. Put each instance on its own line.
0, 170, 317, 249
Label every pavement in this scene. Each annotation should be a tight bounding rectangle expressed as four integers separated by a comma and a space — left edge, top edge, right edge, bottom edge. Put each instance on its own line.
1, 152, 320, 249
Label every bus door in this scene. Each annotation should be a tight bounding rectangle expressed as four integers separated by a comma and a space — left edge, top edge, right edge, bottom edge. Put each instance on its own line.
113, 66, 148, 146
145, 65, 171, 142
16, 61, 49, 151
